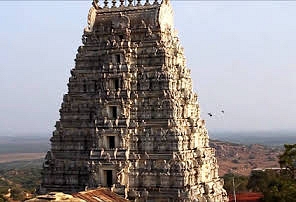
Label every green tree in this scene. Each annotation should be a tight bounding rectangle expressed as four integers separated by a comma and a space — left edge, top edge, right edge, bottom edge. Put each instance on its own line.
247, 144, 296, 202
10, 187, 25, 201
279, 144, 296, 179
223, 173, 249, 194
262, 174, 296, 202
247, 170, 269, 192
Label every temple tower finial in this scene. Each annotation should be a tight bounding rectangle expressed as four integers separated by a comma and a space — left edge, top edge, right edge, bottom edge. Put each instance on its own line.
104, 0, 108, 8
111, 0, 116, 8
137, 0, 141, 6
128, 0, 133, 7
92, 0, 99, 9
119, 0, 124, 7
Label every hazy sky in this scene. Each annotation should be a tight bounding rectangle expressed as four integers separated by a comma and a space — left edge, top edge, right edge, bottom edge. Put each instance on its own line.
0, 1, 296, 135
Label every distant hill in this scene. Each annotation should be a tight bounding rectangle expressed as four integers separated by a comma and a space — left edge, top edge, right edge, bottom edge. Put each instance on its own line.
210, 139, 282, 176
209, 130, 296, 146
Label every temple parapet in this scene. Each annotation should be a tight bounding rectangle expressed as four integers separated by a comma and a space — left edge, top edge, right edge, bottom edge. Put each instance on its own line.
93, 0, 164, 9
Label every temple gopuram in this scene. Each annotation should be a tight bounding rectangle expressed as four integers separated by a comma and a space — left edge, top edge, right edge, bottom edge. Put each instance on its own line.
40, 0, 228, 201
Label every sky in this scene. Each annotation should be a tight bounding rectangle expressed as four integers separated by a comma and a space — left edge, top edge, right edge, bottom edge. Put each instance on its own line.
0, 1, 296, 136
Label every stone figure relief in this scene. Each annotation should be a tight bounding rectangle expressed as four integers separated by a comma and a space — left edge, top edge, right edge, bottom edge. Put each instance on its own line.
112, 13, 130, 29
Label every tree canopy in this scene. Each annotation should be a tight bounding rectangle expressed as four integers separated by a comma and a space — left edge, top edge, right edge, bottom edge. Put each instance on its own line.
247, 144, 296, 202
279, 144, 296, 179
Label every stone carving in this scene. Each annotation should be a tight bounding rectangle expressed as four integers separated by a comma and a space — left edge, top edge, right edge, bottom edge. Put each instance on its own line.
40, 0, 228, 201
112, 13, 130, 29
43, 151, 54, 168
85, 2, 98, 33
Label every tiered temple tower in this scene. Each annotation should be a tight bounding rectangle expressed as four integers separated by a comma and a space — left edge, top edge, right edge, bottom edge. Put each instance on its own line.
40, 0, 228, 201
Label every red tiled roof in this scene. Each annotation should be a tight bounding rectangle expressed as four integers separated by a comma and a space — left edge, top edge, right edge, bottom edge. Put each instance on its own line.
73, 188, 129, 202
229, 192, 263, 202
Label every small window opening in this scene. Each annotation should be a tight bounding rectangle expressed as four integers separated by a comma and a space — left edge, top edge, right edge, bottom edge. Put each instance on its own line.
94, 82, 97, 92
116, 54, 121, 64
138, 139, 142, 151
149, 80, 153, 90
114, 79, 120, 90
111, 106, 117, 119
108, 136, 115, 149
105, 170, 113, 187
83, 82, 87, 92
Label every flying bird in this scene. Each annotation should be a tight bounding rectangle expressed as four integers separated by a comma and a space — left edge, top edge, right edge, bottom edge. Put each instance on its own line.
221, 110, 225, 114
207, 113, 213, 117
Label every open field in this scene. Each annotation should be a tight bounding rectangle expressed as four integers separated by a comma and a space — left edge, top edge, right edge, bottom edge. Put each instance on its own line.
0, 153, 45, 164
0, 159, 42, 201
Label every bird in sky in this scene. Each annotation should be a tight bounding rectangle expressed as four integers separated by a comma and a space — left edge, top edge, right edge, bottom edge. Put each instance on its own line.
221, 110, 225, 114
207, 113, 213, 117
